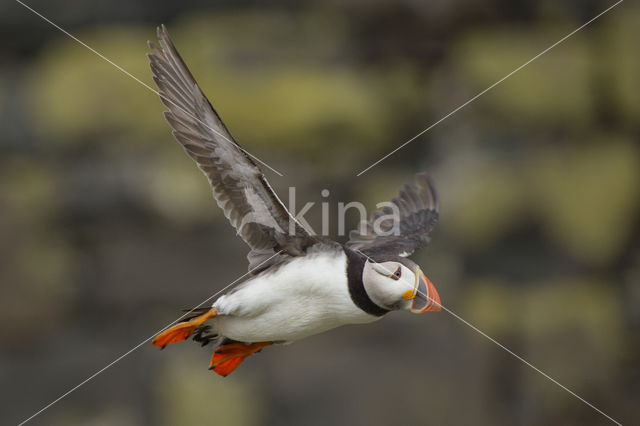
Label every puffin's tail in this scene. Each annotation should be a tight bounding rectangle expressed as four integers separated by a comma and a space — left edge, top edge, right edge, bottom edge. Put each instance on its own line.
192, 324, 219, 347
184, 308, 220, 346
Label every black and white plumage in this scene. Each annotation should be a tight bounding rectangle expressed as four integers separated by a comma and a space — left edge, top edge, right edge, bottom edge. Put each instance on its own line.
346, 172, 439, 259
148, 26, 442, 376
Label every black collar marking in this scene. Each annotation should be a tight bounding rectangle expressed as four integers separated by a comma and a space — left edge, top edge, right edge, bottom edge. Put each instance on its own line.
344, 248, 390, 317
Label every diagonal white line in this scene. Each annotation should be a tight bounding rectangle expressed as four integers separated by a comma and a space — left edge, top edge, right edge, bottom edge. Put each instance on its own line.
439, 304, 623, 426
14, 0, 285, 177
352, 249, 623, 425
17, 250, 284, 426
356, 0, 624, 176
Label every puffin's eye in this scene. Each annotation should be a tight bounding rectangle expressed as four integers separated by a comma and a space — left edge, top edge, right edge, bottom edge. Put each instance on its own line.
390, 266, 402, 280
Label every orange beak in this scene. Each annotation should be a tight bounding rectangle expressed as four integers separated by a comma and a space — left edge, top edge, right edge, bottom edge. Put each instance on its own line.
410, 269, 442, 313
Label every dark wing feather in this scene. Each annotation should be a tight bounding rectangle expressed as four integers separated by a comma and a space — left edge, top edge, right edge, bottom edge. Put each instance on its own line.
346, 172, 438, 259
147, 25, 314, 270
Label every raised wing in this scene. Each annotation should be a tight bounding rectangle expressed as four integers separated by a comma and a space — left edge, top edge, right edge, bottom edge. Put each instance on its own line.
147, 25, 314, 269
346, 172, 438, 259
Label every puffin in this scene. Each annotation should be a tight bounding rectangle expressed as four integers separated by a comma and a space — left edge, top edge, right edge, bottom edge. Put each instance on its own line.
148, 25, 442, 376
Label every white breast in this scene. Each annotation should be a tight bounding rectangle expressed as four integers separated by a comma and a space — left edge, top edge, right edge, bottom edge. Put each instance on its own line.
212, 250, 380, 342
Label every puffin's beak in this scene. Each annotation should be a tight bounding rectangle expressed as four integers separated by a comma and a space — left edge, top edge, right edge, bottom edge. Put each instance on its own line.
410, 269, 441, 313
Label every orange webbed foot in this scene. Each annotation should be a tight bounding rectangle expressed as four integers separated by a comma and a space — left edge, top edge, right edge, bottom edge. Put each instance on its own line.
209, 341, 272, 377
152, 308, 217, 349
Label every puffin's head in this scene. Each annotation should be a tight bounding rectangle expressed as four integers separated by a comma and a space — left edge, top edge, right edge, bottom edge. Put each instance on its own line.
362, 257, 441, 313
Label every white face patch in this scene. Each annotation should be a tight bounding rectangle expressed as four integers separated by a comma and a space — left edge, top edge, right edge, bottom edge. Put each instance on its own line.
363, 261, 415, 310
371, 262, 393, 276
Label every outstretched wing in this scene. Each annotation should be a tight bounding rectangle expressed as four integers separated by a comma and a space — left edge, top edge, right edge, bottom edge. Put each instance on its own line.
147, 25, 314, 269
346, 172, 438, 259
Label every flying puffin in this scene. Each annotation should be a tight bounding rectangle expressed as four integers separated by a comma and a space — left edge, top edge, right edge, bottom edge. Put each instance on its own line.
147, 25, 442, 376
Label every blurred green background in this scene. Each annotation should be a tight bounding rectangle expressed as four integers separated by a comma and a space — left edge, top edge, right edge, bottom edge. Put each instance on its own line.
1, 0, 639, 425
